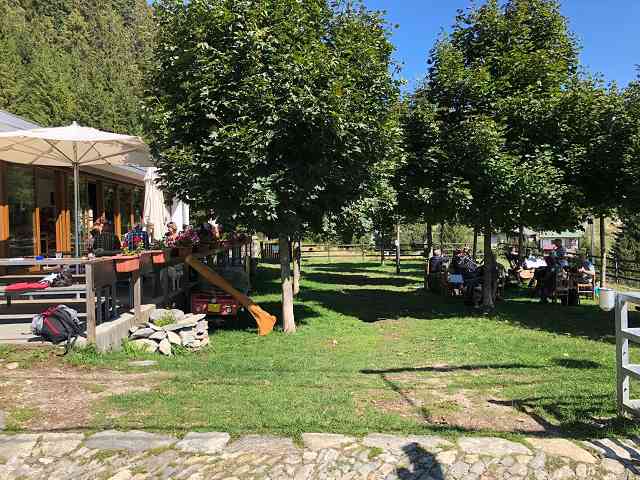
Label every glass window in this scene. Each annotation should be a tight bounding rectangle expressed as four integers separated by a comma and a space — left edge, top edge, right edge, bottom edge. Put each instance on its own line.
36, 169, 57, 256
133, 188, 143, 227
66, 175, 90, 255
119, 186, 132, 234
7, 165, 35, 257
104, 184, 115, 225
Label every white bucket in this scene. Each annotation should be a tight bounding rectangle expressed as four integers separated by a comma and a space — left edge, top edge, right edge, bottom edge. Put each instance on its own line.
599, 288, 616, 312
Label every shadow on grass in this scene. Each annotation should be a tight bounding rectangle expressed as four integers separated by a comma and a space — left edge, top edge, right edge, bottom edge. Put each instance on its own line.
552, 358, 602, 369
487, 396, 640, 439
303, 271, 416, 288
361, 363, 543, 374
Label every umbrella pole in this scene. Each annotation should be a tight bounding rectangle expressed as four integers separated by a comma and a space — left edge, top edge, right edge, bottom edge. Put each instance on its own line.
73, 144, 81, 258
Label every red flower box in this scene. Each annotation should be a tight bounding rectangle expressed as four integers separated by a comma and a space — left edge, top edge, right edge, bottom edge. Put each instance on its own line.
114, 255, 140, 273
149, 250, 166, 264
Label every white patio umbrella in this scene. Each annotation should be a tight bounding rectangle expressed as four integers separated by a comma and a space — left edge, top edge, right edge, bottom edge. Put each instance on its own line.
0, 122, 153, 256
143, 167, 167, 241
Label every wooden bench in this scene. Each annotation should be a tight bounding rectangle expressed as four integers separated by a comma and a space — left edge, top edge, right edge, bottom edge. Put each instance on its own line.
0, 284, 86, 307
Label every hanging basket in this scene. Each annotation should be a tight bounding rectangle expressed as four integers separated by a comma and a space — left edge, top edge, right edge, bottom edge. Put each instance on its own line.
114, 255, 140, 273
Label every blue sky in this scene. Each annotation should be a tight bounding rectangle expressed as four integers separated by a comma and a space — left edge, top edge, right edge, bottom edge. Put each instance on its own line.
363, 0, 639, 91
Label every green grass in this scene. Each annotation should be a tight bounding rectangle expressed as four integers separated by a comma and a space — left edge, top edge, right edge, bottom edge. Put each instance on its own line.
66, 259, 639, 440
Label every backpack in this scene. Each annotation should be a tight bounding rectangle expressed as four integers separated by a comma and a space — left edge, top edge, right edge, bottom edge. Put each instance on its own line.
32, 305, 85, 355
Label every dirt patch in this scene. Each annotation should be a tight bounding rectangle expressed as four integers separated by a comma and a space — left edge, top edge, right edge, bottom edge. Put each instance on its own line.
0, 365, 171, 431
358, 371, 548, 434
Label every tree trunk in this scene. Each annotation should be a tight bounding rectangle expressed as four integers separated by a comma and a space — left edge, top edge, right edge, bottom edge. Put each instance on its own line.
279, 234, 296, 333
395, 223, 401, 275
425, 223, 433, 256
439, 223, 445, 247
589, 218, 595, 259
472, 227, 478, 260
292, 238, 301, 296
518, 225, 524, 260
600, 216, 607, 287
482, 222, 495, 310
380, 234, 385, 264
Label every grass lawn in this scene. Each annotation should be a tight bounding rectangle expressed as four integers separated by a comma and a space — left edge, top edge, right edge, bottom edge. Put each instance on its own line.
6, 259, 638, 439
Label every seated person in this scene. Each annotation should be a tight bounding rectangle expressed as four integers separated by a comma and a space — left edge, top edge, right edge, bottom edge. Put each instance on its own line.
577, 254, 596, 283
124, 223, 150, 250
429, 249, 445, 273
551, 238, 569, 268
91, 222, 121, 256
165, 222, 179, 246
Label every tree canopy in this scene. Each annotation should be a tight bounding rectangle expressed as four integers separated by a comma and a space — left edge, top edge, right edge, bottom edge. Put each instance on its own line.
148, 0, 400, 330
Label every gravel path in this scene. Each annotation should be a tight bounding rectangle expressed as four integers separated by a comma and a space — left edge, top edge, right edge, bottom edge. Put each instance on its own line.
0, 431, 639, 479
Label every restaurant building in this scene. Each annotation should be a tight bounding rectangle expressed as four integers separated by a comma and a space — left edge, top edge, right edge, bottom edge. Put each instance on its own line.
0, 110, 148, 257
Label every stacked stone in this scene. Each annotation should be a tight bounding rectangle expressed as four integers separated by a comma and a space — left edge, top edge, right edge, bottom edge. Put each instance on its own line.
127, 309, 209, 356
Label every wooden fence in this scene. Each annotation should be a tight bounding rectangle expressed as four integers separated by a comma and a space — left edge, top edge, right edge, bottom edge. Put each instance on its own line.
259, 242, 482, 263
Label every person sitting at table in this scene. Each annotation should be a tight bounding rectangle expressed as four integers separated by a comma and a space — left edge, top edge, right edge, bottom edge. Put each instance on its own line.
91, 221, 121, 256
551, 238, 569, 268
577, 253, 596, 283
165, 222, 179, 246
124, 223, 150, 250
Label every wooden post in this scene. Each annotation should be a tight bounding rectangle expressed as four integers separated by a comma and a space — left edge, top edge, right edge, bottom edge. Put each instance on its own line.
85, 262, 97, 344
395, 223, 401, 275
600, 216, 607, 287
616, 295, 629, 415
0, 161, 8, 258
132, 267, 142, 321
518, 225, 524, 260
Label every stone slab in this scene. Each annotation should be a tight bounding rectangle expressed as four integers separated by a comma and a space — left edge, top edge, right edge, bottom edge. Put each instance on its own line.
165, 321, 197, 332
528, 438, 596, 464
85, 430, 177, 452
302, 433, 356, 450
227, 435, 299, 455
0, 434, 40, 460
175, 432, 230, 454
362, 433, 453, 453
458, 437, 531, 457
35, 433, 84, 457
127, 360, 158, 368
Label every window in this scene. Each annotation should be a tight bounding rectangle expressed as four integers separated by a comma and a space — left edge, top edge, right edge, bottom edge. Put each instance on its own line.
36, 169, 57, 256
7, 165, 35, 257
119, 185, 132, 234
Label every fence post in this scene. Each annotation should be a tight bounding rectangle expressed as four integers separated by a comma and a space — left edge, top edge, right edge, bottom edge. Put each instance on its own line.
85, 261, 96, 344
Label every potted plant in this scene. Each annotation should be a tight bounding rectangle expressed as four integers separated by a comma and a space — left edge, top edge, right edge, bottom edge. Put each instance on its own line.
150, 239, 169, 264
114, 234, 144, 272
175, 228, 200, 257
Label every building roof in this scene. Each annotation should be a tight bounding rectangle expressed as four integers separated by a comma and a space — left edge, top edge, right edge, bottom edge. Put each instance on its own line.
538, 231, 583, 239
0, 110, 40, 132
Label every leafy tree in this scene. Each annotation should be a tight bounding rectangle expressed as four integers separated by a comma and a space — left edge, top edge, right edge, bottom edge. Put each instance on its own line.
552, 78, 635, 284
403, 0, 581, 308
148, 0, 400, 332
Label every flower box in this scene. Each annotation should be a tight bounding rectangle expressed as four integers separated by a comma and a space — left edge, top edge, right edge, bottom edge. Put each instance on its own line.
114, 255, 140, 273
149, 250, 166, 264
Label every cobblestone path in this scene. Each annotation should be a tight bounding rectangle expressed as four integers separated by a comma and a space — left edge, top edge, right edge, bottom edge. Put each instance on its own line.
1, 431, 639, 479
